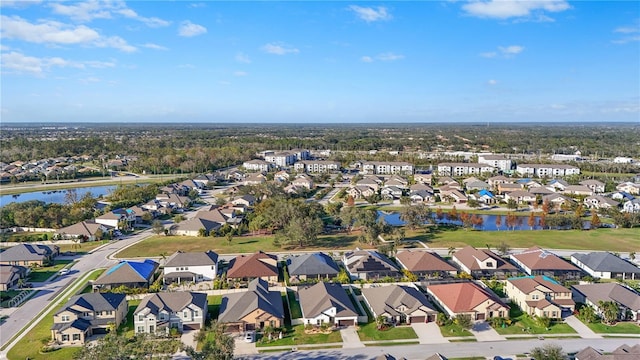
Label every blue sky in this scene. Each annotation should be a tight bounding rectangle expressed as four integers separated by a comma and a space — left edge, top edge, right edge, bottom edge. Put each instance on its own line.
1, 0, 639, 123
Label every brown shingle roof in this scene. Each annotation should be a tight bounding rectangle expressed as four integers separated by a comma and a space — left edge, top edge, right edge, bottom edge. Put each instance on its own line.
453, 246, 516, 272
396, 251, 456, 272
508, 276, 571, 295
226, 251, 278, 279
428, 282, 508, 313
511, 247, 580, 271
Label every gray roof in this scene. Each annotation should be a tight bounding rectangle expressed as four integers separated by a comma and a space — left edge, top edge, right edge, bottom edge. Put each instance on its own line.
344, 250, 400, 274
287, 253, 339, 277
362, 285, 437, 317
165, 250, 218, 267
298, 282, 358, 319
218, 278, 284, 323
0, 264, 27, 285
56, 293, 127, 316
571, 252, 640, 274
572, 283, 640, 311
0, 244, 58, 262
134, 292, 207, 316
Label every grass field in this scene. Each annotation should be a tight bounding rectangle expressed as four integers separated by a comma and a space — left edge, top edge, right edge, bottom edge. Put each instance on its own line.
115, 226, 639, 259
27, 260, 73, 282
255, 324, 342, 347
56, 241, 109, 255
495, 305, 575, 335
439, 323, 473, 337
6, 269, 104, 360
587, 322, 640, 334
357, 322, 418, 341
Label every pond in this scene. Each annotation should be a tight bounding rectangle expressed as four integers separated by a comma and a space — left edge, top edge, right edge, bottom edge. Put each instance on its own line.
377, 211, 591, 231
0, 185, 116, 206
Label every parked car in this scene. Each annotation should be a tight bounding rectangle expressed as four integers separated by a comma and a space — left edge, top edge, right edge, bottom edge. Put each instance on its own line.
244, 331, 255, 343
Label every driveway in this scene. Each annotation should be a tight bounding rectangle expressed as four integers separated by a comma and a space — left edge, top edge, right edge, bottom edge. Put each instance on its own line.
470, 321, 506, 342
340, 326, 365, 348
411, 322, 449, 344
234, 334, 258, 355
564, 315, 602, 339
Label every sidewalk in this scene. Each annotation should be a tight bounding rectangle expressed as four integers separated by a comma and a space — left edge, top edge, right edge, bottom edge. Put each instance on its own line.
564, 315, 602, 339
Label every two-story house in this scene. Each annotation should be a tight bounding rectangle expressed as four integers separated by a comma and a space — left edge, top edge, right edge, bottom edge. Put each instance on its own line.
51, 293, 127, 345
218, 278, 284, 332
163, 250, 219, 285
505, 276, 575, 319
134, 292, 208, 334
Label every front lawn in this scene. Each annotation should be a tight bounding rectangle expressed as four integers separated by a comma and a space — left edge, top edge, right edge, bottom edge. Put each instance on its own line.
27, 260, 73, 282
256, 324, 342, 347
494, 304, 575, 335
439, 323, 473, 337
357, 322, 418, 341
588, 322, 640, 334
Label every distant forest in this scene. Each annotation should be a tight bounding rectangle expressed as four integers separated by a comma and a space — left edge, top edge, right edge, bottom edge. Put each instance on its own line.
1, 123, 639, 175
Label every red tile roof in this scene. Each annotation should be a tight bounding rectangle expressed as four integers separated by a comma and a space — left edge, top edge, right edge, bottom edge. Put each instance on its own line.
428, 282, 508, 313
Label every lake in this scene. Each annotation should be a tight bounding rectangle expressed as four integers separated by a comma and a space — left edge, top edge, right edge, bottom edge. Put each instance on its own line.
0, 185, 116, 207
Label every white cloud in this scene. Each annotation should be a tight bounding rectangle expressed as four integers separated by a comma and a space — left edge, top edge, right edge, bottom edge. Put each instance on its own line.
178, 21, 207, 37
262, 42, 299, 55
614, 26, 639, 34
0, 0, 42, 8
235, 52, 251, 63
1, 51, 84, 74
612, 23, 640, 44
487, 79, 498, 85
481, 45, 524, 58
189, 3, 207, 8
349, 5, 392, 22
462, 0, 570, 20
233, 71, 248, 77
142, 43, 168, 51
85, 60, 116, 68
79, 76, 101, 83
0, 15, 137, 52
361, 53, 405, 62
612, 36, 640, 45
49, 0, 170, 27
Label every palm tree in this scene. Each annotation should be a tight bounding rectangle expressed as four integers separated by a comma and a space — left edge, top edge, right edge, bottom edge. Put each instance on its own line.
630, 251, 636, 262
447, 246, 456, 258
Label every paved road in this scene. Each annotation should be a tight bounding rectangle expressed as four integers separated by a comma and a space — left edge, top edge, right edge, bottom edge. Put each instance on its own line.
0, 229, 154, 349
239, 338, 638, 360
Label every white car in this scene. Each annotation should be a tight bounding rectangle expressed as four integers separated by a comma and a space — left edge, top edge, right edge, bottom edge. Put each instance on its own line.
244, 331, 255, 343
59, 269, 70, 276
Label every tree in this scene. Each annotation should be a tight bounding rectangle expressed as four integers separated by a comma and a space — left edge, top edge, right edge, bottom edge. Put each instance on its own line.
530, 344, 565, 360
495, 214, 502, 231
151, 220, 165, 235
448, 246, 456, 258
436, 207, 444, 222
71, 238, 82, 254
630, 251, 636, 261
185, 321, 234, 360
447, 206, 458, 222
577, 305, 597, 324
336, 268, 351, 283
590, 211, 601, 229
505, 212, 518, 230
402, 269, 418, 282
454, 314, 473, 330
226, 233, 233, 245
497, 241, 511, 256
74, 332, 181, 360
598, 300, 619, 325
198, 227, 208, 237
346, 195, 355, 207
375, 315, 387, 330
141, 211, 153, 224
400, 203, 432, 230
528, 212, 536, 230
506, 198, 518, 211
539, 212, 547, 229
173, 214, 185, 223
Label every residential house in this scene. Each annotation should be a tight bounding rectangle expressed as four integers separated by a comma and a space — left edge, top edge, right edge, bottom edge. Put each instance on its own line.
94, 209, 135, 230
413, 173, 432, 185
572, 283, 640, 321
584, 195, 619, 211
363, 284, 438, 324
510, 247, 582, 280
580, 180, 606, 194
218, 278, 284, 332
179, 179, 203, 193
576, 344, 640, 360
570, 252, 640, 280
243, 159, 272, 172
516, 164, 580, 177
612, 191, 635, 202
451, 246, 518, 279
169, 217, 221, 237
232, 194, 256, 207
439, 188, 467, 203
381, 185, 404, 200
427, 282, 510, 321
51, 293, 127, 345
409, 189, 435, 203
477, 155, 512, 172
504, 190, 536, 205
497, 183, 523, 195
488, 175, 512, 189
0, 244, 59, 267
299, 282, 359, 327
562, 185, 593, 196
292, 174, 314, 189
127, 205, 154, 224
395, 251, 457, 278
357, 176, 383, 191
465, 180, 491, 192
529, 186, 554, 196
542, 193, 574, 210
92, 259, 158, 291
0, 265, 27, 291
343, 250, 401, 281
163, 250, 219, 285
616, 182, 640, 195
264, 151, 296, 167
505, 276, 575, 319
347, 185, 376, 199
156, 193, 190, 209
474, 189, 496, 204
193, 173, 217, 188
623, 198, 640, 213
385, 175, 409, 189
134, 292, 208, 334
437, 163, 495, 177
286, 252, 340, 283
294, 160, 340, 173
226, 251, 279, 284
56, 221, 111, 242
243, 173, 267, 186
410, 182, 433, 192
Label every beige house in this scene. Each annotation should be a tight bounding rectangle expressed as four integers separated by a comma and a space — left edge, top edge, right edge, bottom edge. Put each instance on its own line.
505, 276, 575, 319
427, 282, 509, 321
51, 293, 127, 345
218, 278, 284, 332
363, 284, 438, 324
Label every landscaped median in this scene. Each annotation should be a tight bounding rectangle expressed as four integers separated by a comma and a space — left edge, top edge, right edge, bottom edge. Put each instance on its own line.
5, 268, 105, 360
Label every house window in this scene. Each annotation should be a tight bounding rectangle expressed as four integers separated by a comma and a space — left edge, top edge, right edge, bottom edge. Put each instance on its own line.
316, 319, 321, 325
270, 320, 276, 327
73, 334, 81, 341
138, 315, 144, 321
552, 312, 557, 318
61, 315, 70, 322
194, 311, 199, 317
486, 262, 493, 267
184, 311, 189, 318
62, 334, 70, 342
532, 294, 539, 300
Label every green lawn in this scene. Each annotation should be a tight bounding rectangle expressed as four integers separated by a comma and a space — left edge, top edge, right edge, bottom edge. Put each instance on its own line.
359, 300, 372, 322
365, 341, 419, 346
439, 323, 473, 337
587, 322, 640, 334
286, 290, 302, 319
115, 227, 640, 258
495, 304, 575, 335
6, 269, 104, 360
57, 241, 108, 255
118, 300, 141, 338
27, 260, 73, 282
256, 324, 342, 347
357, 322, 418, 341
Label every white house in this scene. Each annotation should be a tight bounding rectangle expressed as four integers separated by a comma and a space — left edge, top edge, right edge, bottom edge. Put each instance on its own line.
162, 251, 219, 284
298, 282, 359, 327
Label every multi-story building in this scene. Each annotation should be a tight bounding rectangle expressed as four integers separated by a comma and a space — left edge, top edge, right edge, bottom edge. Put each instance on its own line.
515, 164, 580, 177
361, 161, 413, 175
293, 160, 340, 173
437, 163, 495, 177
477, 155, 512, 172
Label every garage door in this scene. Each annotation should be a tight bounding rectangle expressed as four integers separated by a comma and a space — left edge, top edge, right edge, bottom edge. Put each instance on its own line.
476, 313, 485, 320
226, 324, 241, 333
93, 328, 108, 335
409, 316, 425, 323
183, 324, 201, 331
338, 319, 355, 327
